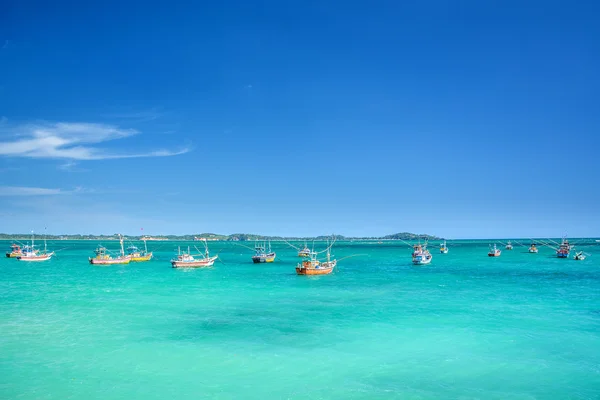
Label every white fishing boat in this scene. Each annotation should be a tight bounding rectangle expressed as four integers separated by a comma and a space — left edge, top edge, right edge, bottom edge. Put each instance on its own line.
528, 243, 539, 253
488, 244, 501, 257
17, 231, 54, 262
412, 243, 432, 265
573, 251, 586, 261
505, 241, 513, 250
171, 241, 217, 268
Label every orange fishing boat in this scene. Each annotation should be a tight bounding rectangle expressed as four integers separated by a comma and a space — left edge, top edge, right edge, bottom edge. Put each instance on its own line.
295, 239, 337, 275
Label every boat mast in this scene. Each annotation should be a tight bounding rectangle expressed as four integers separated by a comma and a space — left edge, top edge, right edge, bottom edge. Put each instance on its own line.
119, 234, 125, 257
44, 227, 47, 253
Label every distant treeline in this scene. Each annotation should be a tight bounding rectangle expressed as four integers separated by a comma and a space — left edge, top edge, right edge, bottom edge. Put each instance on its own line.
0, 232, 440, 241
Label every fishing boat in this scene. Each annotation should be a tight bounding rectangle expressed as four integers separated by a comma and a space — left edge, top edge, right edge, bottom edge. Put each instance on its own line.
17, 232, 54, 262
528, 243, 539, 253
127, 238, 153, 262
488, 244, 501, 257
298, 242, 311, 257
6, 243, 24, 258
573, 251, 586, 261
440, 240, 449, 254
252, 241, 276, 263
505, 241, 513, 250
171, 242, 217, 268
89, 235, 131, 265
296, 240, 337, 275
412, 243, 432, 265
556, 238, 571, 258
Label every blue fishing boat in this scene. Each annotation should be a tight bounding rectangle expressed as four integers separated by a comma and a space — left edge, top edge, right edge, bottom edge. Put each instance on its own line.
556, 238, 571, 258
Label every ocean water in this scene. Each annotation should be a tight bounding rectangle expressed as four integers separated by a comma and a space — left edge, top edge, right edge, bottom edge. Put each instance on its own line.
1, 239, 599, 399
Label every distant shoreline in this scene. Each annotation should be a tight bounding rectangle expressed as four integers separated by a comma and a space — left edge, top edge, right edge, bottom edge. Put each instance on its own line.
0, 232, 441, 242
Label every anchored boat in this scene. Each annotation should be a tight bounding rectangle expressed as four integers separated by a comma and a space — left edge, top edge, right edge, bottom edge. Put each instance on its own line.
412, 243, 432, 265
6, 243, 24, 258
556, 238, 571, 258
488, 244, 501, 257
440, 240, 449, 254
89, 235, 131, 265
296, 240, 337, 275
252, 241, 276, 263
505, 241, 513, 250
17, 231, 54, 262
127, 238, 153, 262
298, 242, 311, 257
171, 242, 217, 268
528, 243, 539, 253
573, 251, 586, 261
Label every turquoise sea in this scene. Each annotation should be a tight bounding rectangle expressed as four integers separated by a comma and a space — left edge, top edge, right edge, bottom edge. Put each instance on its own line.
1, 239, 599, 399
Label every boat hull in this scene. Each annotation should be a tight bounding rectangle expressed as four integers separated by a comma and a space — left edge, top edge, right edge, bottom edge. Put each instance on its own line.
17, 254, 53, 262
296, 266, 334, 275
296, 260, 336, 275
171, 260, 215, 268
172, 256, 217, 268
557, 253, 569, 258
252, 253, 276, 263
440, 249, 448, 254
6, 252, 22, 258
488, 253, 501, 257
89, 257, 131, 265
130, 253, 153, 262
412, 257, 432, 265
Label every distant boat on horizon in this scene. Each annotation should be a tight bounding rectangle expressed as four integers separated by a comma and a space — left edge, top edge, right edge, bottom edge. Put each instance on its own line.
529, 243, 539, 253
440, 240, 449, 254
556, 238, 571, 258
488, 244, 501, 257
505, 241, 513, 250
298, 242, 311, 257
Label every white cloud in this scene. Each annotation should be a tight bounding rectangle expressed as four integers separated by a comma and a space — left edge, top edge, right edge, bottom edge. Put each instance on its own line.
0, 186, 93, 196
0, 186, 65, 196
0, 122, 190, 160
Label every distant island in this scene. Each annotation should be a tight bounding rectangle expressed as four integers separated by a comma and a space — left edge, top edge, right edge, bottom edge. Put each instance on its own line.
0, 232, 441, 241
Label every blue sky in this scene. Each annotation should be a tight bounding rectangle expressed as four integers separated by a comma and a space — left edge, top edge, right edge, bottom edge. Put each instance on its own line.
1, 0, 599, 238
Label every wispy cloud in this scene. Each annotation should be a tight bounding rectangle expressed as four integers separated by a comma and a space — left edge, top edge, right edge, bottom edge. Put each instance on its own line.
0, 186, 66, 196
0, 122, 190, 160
0, 186, 93, 197
102, 108, 164, 122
